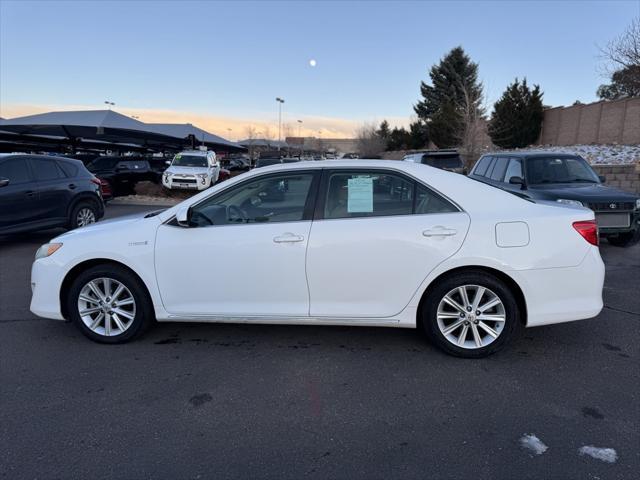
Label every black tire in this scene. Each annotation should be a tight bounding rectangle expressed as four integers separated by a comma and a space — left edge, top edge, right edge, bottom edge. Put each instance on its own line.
607, 231, 639, 247
68, 200, 99, 230
66, 264, 154, 344
421, 270, 522, 358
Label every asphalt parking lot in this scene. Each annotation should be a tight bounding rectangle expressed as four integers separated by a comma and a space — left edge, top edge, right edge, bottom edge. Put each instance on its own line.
1, 204, 638, 480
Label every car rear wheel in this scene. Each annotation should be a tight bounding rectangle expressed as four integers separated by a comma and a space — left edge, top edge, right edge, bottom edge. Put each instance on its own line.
66, 265, 153, 343
69, 201, 98, 229
421, 271, 521, 358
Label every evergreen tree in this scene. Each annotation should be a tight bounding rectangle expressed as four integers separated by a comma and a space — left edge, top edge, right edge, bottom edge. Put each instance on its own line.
376, 120, 391, 142
488, 78, 544, 149
408, 121, 429, 149
597, 66, 640, 100
414, 47, 483, 148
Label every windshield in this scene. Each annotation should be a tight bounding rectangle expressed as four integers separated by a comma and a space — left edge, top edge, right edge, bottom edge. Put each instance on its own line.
172, 154, 208, 168
526, 156, 600, 184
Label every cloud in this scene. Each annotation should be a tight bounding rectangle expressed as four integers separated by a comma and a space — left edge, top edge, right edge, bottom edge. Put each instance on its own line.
0, 103, 410, 140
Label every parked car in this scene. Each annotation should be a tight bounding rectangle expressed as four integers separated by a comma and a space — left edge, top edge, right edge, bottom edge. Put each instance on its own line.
404, 149, 465, 174
222, 157, 251, 173
86, 156, 156, 196
162, 150, 221, 190
468, 152, 640, 247
30, 160, 604, 358
0, 154, 104, 235
97, 177, 113, 202
255, 157, 283, 168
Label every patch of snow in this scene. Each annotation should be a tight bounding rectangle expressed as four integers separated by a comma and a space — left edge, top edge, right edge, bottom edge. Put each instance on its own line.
520, 434, 548, 455
578, 446, 618, 463
524, 144, 640, 165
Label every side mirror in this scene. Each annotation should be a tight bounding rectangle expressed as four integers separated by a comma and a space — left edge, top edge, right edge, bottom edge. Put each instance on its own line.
0, 177, 9, 188
176, 206, 191, 227
598, 175, 606, 183
508, 176, 526, 189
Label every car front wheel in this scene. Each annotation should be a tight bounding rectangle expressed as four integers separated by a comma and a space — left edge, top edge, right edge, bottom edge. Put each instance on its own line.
421, 271, 521, 358
66, 265, 153, 343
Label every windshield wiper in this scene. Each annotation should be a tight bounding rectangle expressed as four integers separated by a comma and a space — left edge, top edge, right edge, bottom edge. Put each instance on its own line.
568, 179, 598, 183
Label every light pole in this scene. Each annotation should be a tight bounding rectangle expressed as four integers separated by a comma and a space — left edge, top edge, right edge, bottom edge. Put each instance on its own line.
276, 97, 285, 150
297, 120, 303, 156
104, 101, 115, 110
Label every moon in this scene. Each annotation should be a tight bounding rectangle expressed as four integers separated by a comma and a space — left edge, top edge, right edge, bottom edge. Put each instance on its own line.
309, 59, 317, 67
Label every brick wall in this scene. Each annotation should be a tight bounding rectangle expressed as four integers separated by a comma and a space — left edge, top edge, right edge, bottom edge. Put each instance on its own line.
539, 97, 640, 146
592, 164, 640, 194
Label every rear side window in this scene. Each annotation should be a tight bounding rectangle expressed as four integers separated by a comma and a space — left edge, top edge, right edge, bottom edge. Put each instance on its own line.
489, 157, 509, 181
415, 184, 458, 214
0, 158, 31, 184
503, 158, 523, 183
57, 160, 79, 178
473, 156, 492, 176
324, 171, 414, 219
30, 158, 64, 181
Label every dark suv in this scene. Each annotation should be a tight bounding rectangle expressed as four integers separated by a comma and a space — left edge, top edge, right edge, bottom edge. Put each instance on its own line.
469, 152, 640, 247
86, 156, 157, 196
0, 154, 104, 235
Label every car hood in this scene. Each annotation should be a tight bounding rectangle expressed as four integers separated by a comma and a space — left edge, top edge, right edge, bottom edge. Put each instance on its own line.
529, 183, 639, 202
53, 211, 157, 241
166, 166, 210, 175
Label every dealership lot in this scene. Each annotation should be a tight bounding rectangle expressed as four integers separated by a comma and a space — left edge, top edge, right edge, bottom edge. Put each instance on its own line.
1, 204, 638, 479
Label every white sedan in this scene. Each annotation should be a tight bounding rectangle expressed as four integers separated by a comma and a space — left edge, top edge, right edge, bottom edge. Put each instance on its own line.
30, 160, 604, 358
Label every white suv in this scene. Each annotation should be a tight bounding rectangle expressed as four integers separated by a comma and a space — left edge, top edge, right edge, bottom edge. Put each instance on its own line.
162, 150, 220, 190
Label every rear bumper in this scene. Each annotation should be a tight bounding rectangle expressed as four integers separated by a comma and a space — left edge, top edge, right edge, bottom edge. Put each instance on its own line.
518, 246, 604, 328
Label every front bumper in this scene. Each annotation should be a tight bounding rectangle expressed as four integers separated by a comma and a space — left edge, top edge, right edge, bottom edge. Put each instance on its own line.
30, 257, 66, 320
598, 209, 640, 235
162, 177, 211, 191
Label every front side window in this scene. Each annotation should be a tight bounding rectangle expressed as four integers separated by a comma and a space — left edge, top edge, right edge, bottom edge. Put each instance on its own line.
0, 158, 31, 184
189, 172, 315, 227
324, 171, 414, 219
503, 158, 523, 183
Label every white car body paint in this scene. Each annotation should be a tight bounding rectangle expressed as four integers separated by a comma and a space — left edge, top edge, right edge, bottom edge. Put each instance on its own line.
30, 160, 604, 332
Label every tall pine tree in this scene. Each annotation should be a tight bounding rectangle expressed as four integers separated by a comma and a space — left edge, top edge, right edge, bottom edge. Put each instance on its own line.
488, 78, 543, 149
414, 47, 483, 148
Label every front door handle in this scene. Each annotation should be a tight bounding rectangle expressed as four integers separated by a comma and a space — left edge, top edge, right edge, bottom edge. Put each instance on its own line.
273, 233, 305, 243
423, 226, 457, 237
25, 190, 35, 197
68, 183, 77, 190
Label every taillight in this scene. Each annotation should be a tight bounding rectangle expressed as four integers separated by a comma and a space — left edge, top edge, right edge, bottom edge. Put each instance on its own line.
573, 220, 599, 246
90, 177, 101, 186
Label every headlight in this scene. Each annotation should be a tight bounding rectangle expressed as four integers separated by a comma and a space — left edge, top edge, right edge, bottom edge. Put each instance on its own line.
557, 199, 584, 207
35, 243, 63, 260
636, 199, 640, 210
196, 173, 208, 179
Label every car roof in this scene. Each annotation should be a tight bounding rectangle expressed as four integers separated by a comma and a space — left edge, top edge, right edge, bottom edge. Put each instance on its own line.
177, 150, 211, 156
483, 151, 582, 159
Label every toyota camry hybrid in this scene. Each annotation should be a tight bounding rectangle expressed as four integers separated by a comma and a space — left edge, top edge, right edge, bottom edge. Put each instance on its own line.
30, 160, 604, 358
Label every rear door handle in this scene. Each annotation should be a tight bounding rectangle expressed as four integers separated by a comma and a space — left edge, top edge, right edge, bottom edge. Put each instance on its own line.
25, 190, 35, 197
273, 233, 305, 243
423, 227, 457, 237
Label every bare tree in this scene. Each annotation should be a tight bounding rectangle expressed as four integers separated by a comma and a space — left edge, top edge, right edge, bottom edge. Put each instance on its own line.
244, 125, 258, 161
600, 17, 640, 72
355, 122, 385, 158
454, 80, 489, 169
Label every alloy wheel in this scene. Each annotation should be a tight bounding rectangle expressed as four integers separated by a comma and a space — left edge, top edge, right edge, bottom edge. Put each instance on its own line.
77, 278, 136, 337
436, 284, 506, 349
76, 207, 96, 227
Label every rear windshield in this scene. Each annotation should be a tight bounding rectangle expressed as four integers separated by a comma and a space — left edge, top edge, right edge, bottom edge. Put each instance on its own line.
88, 158, 118, 170
172, 154, 208, 167
422, 154, 462, 169
526, 156, 599, 185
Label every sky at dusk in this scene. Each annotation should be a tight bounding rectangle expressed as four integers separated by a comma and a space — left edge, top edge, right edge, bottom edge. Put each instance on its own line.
0, 0, 637, 139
